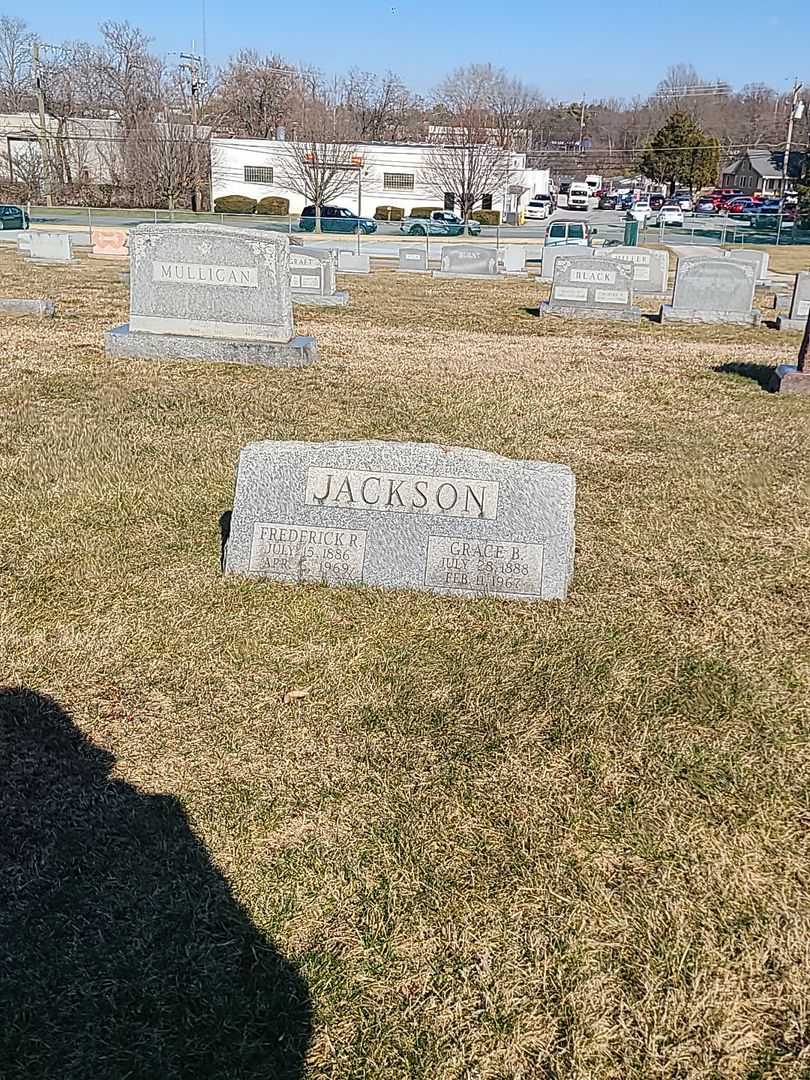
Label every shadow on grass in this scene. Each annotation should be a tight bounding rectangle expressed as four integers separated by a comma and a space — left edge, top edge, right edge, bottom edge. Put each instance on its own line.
220, 509, 232, 571
714, 361, 776, 391
0, 687, 311, 1080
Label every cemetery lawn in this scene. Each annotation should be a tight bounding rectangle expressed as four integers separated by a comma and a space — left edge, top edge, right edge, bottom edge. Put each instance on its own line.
2, 252, 810, 1080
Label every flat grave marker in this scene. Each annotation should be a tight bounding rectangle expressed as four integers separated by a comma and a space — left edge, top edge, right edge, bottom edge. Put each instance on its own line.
225, 440, 575, 602
104, 223, 316, 367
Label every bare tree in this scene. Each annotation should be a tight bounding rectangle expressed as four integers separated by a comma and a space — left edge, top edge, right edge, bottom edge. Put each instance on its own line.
0, 14, 33, 111
208, 50, 295, 138
339, 69, 411, 141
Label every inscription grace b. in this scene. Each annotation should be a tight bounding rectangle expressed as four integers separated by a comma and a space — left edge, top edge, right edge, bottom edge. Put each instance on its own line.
305, 467, 499, 519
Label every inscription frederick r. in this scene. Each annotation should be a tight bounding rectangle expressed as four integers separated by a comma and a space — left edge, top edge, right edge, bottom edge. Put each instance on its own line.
249, 522, 366, 583
153, 261, 259, 288
425, 536, 545, 596
304, 467, 499, 519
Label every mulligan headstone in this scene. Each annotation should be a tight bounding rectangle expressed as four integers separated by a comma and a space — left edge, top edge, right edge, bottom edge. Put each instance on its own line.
776, 272, 810, 332
104, 223, 316, 367
290, 246, 347, 307
397, 248, 429, 273
540, 255, 640, 323
337, 251, 370, 274
603, 246, 669, 295
434, 245, 498, 279
225, 440, 575, 602
660, 257, 759, 325
29, 232, 73, 264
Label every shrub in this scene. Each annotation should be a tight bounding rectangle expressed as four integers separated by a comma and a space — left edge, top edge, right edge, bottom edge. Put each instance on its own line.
256, 196, 290, 216
410, 206, 442, 219
470, 209, 500, 226
374, 205, 404, 221
213, 195, 257, 214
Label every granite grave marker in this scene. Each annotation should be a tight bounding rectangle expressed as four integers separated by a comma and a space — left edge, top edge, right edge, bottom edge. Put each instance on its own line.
603, 246, 669, 295
337, 251, 370, 274
501, 245, 527, 275
540, 244, 594, 282
225, 440, 575, 601
104, 223, 316, 366
540, 255, 640, 323
397, 248, 429, 273
29, 232, 73, 264
777, 272, 810, 332
660, 257, 759, 325
434, 245, 498, 279
91, 228, 128, 258
290, 246, 347, 306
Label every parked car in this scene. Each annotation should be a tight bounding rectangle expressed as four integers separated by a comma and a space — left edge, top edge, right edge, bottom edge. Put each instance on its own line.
567, 183, 591, 210
695, 196, 719, 215
626, 202, 652, 224
0, 203, 29, 230
524, 195, 553, 220
671, 192, 693, 212
399, 210, 481, 236
543, 219, 596, 246
746, 201, 796, 225
299, 205, 378, 233
725, 197, 758, 216
598, 193, 618, 210
648, 194, 665, 211
619, 192, 635, 211
719, 191, 749, 210
655, 204, 685, 227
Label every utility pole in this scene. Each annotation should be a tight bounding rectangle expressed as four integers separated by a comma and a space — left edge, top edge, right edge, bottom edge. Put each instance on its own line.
180, 52, 203, 212
579, 97, 586, 150
31, 42, 53, 208
781, 80, 804, 199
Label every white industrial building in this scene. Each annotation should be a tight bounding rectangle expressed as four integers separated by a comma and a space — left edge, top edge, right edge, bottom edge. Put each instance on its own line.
211, 137, 551, 220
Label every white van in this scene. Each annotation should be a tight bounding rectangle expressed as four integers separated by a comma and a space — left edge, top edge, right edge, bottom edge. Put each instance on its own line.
567, 183, 591, 211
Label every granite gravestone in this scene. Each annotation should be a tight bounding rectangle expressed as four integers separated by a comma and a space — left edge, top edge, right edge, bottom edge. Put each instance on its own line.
540, 244, 593, 282
91, 228, 128, 258
225, 440, 575, 602
337, 251, 370, 274
660, 257, 759, 325
540, 255, 640, 323
104, 224, 316, 367
725, 248, 770, 284
397, 248, 429, 273
434, 246, 498, 279
777, 272, 810, 332
502, 245, 527, 275
29, 232, 73, 263
603, 247, 669, 295
290, 247, 347, 307
0, 298, 55, 317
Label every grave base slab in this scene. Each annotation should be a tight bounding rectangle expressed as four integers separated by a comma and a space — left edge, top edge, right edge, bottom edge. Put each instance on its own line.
539, 300, 641, 324
0, 298, 55, 317
104, 324, 317, 367
768, 364, 810, 395
292, 291, 349, 307
432, 271, 500, 281
776, 316, 808, 332
659, 305, 761, 326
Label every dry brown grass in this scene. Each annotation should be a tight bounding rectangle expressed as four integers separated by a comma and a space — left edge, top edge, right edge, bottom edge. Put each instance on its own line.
748, 244, 810, 276
1, 249, 809, 1079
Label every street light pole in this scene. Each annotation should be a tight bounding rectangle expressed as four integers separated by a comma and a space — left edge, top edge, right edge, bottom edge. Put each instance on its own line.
32, 42, 53, 208
781, 80, 804, 199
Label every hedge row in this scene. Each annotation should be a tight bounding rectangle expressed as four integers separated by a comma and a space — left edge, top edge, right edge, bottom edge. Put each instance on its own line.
470, 209, 501, 225
374, 205, 404, 221
212, 194, 290, 215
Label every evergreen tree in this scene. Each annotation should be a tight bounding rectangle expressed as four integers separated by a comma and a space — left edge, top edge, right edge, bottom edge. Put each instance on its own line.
639, 111, 720, 194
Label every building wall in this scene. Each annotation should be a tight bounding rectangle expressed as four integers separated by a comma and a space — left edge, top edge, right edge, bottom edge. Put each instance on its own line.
211, 138, 545, 217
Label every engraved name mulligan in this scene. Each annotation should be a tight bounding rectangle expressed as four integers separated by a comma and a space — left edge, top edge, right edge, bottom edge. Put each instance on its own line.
152, 261, 259, 287
305, 467, 499, 519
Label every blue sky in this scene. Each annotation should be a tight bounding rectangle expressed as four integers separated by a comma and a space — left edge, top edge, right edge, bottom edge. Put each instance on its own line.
9, 0, 808, 100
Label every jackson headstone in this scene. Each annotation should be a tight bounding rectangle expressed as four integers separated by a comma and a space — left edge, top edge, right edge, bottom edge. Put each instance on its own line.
540, 255, 640, 323
225, 440, 575, 602
104, 223, 316, 366
660, 257, 759, 325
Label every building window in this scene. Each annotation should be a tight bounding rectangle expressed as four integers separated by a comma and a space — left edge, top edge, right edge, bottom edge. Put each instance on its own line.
481, 193, 493, 210
383, 172, 414, 191
244, 165, 274, 184
443, 192, 455, 210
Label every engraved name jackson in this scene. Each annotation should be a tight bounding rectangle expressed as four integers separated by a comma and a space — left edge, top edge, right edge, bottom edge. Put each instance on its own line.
305, 467, 499, 519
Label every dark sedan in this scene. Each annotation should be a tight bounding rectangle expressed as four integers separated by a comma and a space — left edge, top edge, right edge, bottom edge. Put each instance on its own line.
695, 197, 718, 215
299, 205, 378, 234
598, 194, 618, 210
0, 204, 29, 230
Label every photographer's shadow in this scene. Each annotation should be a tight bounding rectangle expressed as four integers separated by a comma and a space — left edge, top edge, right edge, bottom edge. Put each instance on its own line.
0, 687, 311, 1080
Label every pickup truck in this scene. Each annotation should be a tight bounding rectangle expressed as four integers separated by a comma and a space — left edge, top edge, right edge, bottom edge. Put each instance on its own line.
399, 211, 482, 237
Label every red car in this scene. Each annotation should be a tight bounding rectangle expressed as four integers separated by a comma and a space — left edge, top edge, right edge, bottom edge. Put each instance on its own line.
725, 196, 763, 215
